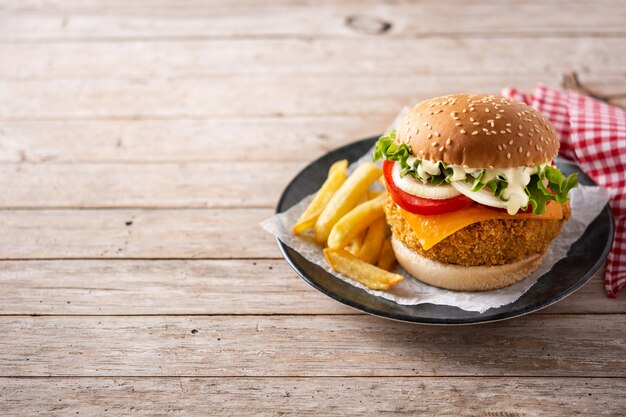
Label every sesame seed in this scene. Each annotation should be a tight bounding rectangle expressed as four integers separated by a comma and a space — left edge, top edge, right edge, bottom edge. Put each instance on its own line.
505, 123, 512, 127
526, 151, 531, 157
470, 117, 475, 122
506, 153, 511, 159
462, 109, 467, 113
473, 122, 480, 126
427, 133, 433, 139
491, 130, 497, 134
517, 132, 523, 137
528, 132, 533, 137
446, 138, 452, 145
482, 128, 489, 133
471, 131, 479, 135
509, 139, 514, 145
518, 125, 522, 130
431, 141, 437, 146
499, 109, 505, 113
434, 132, 440, 137
450, 111, 457, 117
518, 146, 523, 153
535, 144, 540, 150
439, 146, 444, 151
500, 130, 506, 134
503, 143, 507, 149
485, 108, 490, 112
455, 122, 462, 126
460, 129, 467, 134
498, 145, 502, 150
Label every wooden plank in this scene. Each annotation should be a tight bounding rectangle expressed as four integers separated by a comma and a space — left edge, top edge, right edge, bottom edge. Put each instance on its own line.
1, 75, 624, 119
1, 0, 626, 40
1, 377, 624, 416
0, 260, 617, 315
3, 38, 626, 79
0, 259, 355, 315
0, 162, 303, 208
0, 209, 277, 259
0, 315, 624, 377
0, 117, 387, 162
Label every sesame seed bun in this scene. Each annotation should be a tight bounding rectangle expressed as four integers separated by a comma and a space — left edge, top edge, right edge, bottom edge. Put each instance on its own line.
391, 236, 546, 291
396, 94, 559, 168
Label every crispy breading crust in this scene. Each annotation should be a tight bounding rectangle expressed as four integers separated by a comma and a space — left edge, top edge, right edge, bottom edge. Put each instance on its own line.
384, 196, 570, 267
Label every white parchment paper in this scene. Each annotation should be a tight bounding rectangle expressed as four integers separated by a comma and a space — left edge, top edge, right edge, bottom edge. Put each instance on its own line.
262, 148, 610, 313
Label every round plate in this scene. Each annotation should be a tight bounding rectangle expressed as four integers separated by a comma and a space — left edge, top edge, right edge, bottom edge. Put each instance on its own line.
276, 137, 614, 324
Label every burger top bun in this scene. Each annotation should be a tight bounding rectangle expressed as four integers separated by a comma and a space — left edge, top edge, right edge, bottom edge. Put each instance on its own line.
396, 94, 559, 168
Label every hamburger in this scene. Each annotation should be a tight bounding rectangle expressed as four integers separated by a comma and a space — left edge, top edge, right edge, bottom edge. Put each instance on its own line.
372, 94, 578, 291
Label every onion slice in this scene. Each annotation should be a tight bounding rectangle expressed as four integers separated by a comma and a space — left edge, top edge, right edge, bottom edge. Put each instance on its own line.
450, 180, 507, 210
391, 162, 461, 200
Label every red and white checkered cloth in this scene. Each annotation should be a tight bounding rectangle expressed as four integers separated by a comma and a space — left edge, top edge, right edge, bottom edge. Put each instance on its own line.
501, 84, 626, 297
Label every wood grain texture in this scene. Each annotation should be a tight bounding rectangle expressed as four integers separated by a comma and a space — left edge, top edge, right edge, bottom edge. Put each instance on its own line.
1, 377, 624, 417
2, 75, 625, 119
4, 38, 626, 79
1, 0, 624, 412
0, 209, 276, 259
2, 0, 626, 40
0, 118, 387, 162
1, 315, 624, 377
0, 162, 302, 208
0, 260, 617, 315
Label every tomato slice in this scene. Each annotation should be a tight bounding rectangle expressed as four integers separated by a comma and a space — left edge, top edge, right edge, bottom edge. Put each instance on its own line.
382, 160, 474, 215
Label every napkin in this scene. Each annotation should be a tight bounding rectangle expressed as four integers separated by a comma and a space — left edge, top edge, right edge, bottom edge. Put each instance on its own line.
501, 85, 626, 297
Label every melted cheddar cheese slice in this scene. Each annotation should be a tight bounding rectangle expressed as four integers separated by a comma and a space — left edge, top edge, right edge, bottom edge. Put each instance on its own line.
398, 203, 564, 250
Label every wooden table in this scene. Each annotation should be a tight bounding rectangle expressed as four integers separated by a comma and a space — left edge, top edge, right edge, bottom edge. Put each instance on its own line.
1, 1, 625, 415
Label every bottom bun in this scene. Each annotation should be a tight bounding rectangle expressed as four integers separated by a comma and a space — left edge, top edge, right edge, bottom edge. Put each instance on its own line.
391, 236, 546, 291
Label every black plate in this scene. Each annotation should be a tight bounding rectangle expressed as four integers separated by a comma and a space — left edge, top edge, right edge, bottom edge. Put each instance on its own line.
276, 137, 614, 325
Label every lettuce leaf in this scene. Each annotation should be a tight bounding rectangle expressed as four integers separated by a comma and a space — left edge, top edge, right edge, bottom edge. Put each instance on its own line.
372, 131, 450, 184
526, 165, 578, 214
371, 130, 412, 169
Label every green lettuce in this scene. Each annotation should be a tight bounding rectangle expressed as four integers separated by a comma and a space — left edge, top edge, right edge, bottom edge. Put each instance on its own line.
526, 165, 578, 214
372, 130, 451, 185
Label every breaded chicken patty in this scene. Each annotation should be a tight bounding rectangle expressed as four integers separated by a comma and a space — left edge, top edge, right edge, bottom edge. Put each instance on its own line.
384, 196, 571, 267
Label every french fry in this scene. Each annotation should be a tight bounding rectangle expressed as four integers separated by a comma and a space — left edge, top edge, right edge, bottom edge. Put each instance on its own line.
345, 231, 365, 256
293, 159, 348, 235
367, 190, 382, 199
324, 248, 403, 290
326, 192, 387, 250
314, 163, 382, 243
377, 238, 397, 272
358, 217, 387, 264
345, 193, 368, 255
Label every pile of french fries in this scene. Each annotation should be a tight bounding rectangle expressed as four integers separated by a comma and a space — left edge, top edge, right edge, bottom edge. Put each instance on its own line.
293, 160, 403, 290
